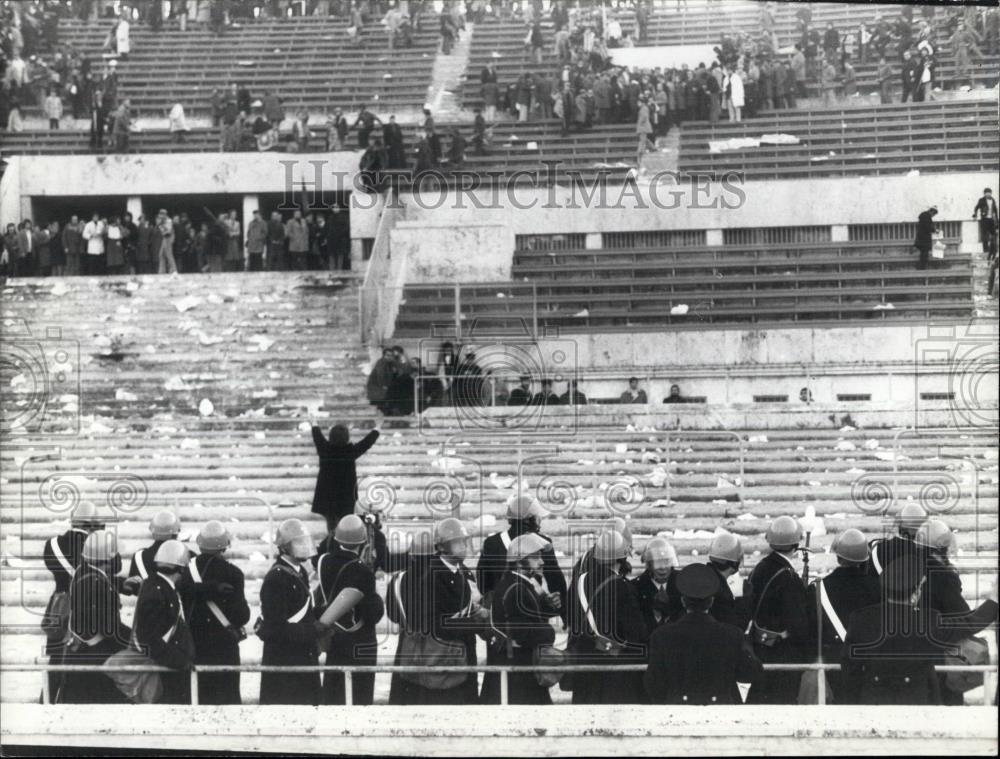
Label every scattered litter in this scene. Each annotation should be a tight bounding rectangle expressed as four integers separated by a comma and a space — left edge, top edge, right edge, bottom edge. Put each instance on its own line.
297, 421, 311, 432
308, 359, 330, 369
248, 335, 276, 352
253, 389, 278, 399
614, 443, 629, 454
748, 434, 768, 444
873, 303, 895, 310
807, 480, 823, 487
834, 440, 857, 452
864, 439, 881, 450
254, 431, 267, 440
574, 308, 589, 317
50, 282, 69, 297
115, 389, 138, 401
173, 296, 202, 313
199, 399, 215, 417
670, 304, 689, 315
736, 513, 756, 521
180, 438, 200, 450
164, 376, 188, 391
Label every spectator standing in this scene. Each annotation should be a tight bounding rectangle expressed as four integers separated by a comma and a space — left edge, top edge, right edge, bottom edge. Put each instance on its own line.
115, 12, 130, 58
82, 213, 106, 276
972, 188, 997, 259
790, 45, 806, 100
913, 205, 938, 271
383, 114, 406, 169
725, 66, 744, 122
156, 209, 177, 274
168, 102, 190, 144
842, 60, 857, 98
122, 212, 138, 274
134, 215, 154, 275
266, 211, 287, 270
352, 104, 382, 148
245, 209, 267, 271
285, 209, 309, 269
47, 221, 65, 277
326, 107, 348, 150
877, 56, 893, 104
111, 99, 130, 153
635, 98, 654, 162
225, 210, 242, 271
820, 57, 837, 107
44, 88, 62, 129
263, 89, 284, 126
481, 62, 499, 121
326, 205, 350, 271
619, 377, 647, 404
62, 215, 84, 276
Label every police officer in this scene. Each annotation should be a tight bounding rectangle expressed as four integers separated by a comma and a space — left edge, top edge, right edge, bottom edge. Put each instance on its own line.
184, 521, 250, 705
568, 529, 648, 704
477, 494, 567, 620
404, 517, 488, 705
134, 540, 196, 704
42, 501, 106, 698
707, 531, 750, 630
386, 529, 436, 705
314, 514, 385, 705
631, 536, 682, 632
914, 519, 970, 705
645, 563, 762, 704
806, 528, 880, 703
125, 511, 191, 593
481, 533, 562, 704
59, 530, 130, 704
258, 518, 326, 705
869, 502, 927, 577
841, 560, 999, 705
746, 516, 810, 704
571, 516, 634, 588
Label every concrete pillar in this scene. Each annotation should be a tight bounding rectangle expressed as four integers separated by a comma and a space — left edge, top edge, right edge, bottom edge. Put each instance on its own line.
242, 194, 259, 249
830, 225, 849, 242
351, 239, 365, 271
585, 233, 602, 250
126, 196, 143, 222
959, 220, 981, 254
706, 229, 724, 246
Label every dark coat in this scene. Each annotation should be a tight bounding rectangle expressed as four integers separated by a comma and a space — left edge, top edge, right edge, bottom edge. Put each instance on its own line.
258, 557, 321, 705
806, 565, 881, 702
59, 563, 130, 704
310, 427, 380, 521
182, 553, 250, 704
507, 386, 532, 406
645, 612, 762, 704
568, 560, 649, 704
366, 358, 397, 404
315, 545, 384, 705
44, 528, 89, 594
134, 573, 196, 703
746, 551, 810, 704
914, 211, 937, 250
841, 599, 998, 705
476, 526, 568, 622
387, 555, 435, 705
868, 534, 920, 577
708, 564, 751, 630
631, 569, 683, 633
481, 572, 559, 704
408, 555, 482, 704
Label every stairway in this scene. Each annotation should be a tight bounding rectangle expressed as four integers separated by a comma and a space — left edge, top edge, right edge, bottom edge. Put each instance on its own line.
427, 22, 476, 121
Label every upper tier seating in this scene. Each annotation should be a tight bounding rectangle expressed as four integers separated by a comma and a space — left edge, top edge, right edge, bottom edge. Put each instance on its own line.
393, 236, 974, 336
0, 120, 637, 178
1, 272, 996, 704
677, 99, 999, 180
27, 15, 439, 117
461, 3, 998, 109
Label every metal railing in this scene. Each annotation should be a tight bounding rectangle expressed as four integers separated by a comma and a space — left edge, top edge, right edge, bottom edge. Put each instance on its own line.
18, 660, 998, 707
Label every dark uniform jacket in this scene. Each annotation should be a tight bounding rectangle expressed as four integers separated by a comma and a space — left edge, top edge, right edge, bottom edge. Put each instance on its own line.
44, 529, 89, 594
746, 551, 810, 704
708, 565, 750, 630
258, 556, 321, 705
645, 612, 762, 704
631, 569, 683, 632
807, 565, 882, 658
182, 552, 250, 704
481, 571, 559, 704
60, 562, 131, 704
842, 599, 998, 705
507, 386, 532, 406
914, 211, 937, 250
310, 427, 380, 521
386, 554, 435, 705
134, 572, 196, 703
477, 525, 567, 621
869, 534, 921, 577
568, 560, 649, 704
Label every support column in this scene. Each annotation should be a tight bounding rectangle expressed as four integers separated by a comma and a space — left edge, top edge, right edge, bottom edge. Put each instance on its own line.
959, 220, 981, 254
242, 194, 259, 250
706, 229, 724, 246
126, 196, 143, 222
584, 233, 602, 249
351, 239, 364, 270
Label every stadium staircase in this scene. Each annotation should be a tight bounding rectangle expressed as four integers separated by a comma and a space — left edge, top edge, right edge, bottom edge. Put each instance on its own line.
1, 271, 997, 705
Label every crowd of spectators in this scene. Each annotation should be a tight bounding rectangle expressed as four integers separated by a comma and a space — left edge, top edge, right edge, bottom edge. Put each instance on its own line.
0, 205, 352, 279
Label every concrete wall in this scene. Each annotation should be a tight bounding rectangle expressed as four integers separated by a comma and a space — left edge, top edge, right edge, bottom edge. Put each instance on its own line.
391, 221, 514, 283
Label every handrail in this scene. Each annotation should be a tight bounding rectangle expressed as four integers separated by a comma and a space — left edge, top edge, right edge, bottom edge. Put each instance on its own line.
20, 660, 998, 707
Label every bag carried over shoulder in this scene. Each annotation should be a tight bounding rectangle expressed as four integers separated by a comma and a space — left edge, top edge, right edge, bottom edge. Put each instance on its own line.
746, 567, 792, 648
102, 647, 164, 704
42, 591, 71, 645
397, 632, 468, 690
945, 636, 989, 693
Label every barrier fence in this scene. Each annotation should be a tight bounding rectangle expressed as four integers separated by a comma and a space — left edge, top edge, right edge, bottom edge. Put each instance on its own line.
15, 660, 998, 707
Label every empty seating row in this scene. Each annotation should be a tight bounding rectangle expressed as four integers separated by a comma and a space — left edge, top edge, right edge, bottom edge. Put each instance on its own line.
677, 99, 1000, 179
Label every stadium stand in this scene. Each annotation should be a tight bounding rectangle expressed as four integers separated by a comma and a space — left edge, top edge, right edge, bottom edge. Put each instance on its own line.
393, 233, 974, 335
1, 272, 996, 706
21, 14, 440, 119
677, 99, 1000, 180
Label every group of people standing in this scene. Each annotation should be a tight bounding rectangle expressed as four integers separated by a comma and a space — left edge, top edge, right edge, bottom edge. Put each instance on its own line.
44, 490, 998, 707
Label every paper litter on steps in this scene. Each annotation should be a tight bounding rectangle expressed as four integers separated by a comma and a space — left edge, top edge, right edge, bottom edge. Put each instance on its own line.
173, 296, 202, 313
114, 389, 138, 401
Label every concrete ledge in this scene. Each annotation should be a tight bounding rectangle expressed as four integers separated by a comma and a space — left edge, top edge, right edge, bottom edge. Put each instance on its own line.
2, 704, 996, 756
